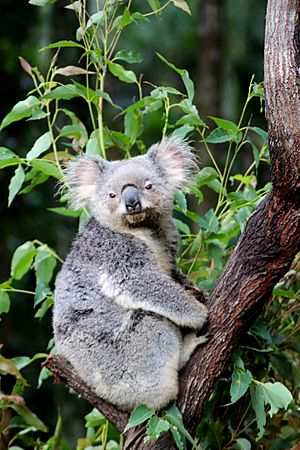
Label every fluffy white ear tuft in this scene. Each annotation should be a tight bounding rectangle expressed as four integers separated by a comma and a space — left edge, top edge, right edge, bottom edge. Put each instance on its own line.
147, 137, 197, 189
64, 156, 107, 209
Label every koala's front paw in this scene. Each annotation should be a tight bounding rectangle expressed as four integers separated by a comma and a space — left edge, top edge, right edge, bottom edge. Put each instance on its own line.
187, 303, 208, 330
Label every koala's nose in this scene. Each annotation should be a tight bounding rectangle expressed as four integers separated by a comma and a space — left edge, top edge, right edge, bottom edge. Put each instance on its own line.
122, 185, 142, 214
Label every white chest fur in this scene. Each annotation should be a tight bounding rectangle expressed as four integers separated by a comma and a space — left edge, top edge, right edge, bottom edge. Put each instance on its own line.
132, 230, 172, 275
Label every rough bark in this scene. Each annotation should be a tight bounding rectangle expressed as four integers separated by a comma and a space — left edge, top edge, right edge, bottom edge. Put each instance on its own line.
45, 1, 300, 448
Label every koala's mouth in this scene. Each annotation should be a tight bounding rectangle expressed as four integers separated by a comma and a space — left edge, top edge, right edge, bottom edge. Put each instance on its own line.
124, 211, 146, 225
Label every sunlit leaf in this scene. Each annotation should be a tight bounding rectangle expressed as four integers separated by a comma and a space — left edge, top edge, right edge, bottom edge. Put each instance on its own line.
0, 291, 10, 314
0, 96, 40, 130
11, 241, 36, 280
30, 160, 61, 179
8, 165, 25, 206
171, 0, 191, 14
27, 131, 52, 161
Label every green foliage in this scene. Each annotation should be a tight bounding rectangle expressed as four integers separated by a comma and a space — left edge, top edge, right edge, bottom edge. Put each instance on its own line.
0, 0, 299, 449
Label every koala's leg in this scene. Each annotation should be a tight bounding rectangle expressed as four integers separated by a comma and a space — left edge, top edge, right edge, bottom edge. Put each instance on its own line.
179, 332, 208, 369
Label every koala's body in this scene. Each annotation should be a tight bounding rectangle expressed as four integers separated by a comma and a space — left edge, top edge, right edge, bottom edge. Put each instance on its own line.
53, 138, 208, 411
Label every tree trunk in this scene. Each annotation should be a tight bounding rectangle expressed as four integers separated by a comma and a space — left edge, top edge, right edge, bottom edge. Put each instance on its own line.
45, 1, 300, 448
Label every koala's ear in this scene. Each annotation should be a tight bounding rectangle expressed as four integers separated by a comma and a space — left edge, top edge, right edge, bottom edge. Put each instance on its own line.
64, 156, 107, 209
147, 137, 197, 189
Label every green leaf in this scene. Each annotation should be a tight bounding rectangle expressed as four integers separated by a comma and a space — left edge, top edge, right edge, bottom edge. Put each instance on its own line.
124, 110, 143, 140
206, 128, 234, 144
163, 408, 195, 446
250, 384, 266, 439
29, 0, 56, 5
145, 416, 170, 440
8, 165, 25, 206
0, 147, 22, 169
39, 40, 84, 52
115, 50, 143, 64
26, 131, 52, 161
230, 369, 253, 404
113, 8, 132, 29
43, 84, 82, 101
175, 190, 187, 213
124, 405, 155, 432
0, 291, 10, 314
30, 160, 61, 179
233, 438, 251, 450
172, 125, 193, 139
147, 0, 161, 11
37, 366, 52, 388
11, 241, 36, 280
251, 126, 268, 143
262, 382, 293, 417
108, 62, 137, 84
0, 355, 27, 384
156, 53, 194, 101
0, 96, 40, 130
34, 297, 53, 318
170, 426, 186, 450
171, 0, 191, 14
34, 245, 57, 284
12, 353, 47, 370
34, 281, 52, 306
208, 116, 238, 135
47, 207, 81, 217
86, 11, 104, 30
198, 208, 219, 233
174, 219, 190, 235
85, 409, 106, 428
10, 404, 48, 432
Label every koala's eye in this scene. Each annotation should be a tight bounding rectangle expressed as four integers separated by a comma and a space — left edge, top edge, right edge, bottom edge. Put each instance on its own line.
145, 183, 153, 190
109, 192, 117, 199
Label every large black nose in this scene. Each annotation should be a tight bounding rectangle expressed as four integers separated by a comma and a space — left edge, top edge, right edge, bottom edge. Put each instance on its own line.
122, 185, 142, 214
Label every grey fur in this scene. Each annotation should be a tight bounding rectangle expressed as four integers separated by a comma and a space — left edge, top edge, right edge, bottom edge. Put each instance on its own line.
53, 137, 208, 411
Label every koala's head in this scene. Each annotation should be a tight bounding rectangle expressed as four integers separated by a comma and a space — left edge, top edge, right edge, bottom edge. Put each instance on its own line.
65, 137, 197, 232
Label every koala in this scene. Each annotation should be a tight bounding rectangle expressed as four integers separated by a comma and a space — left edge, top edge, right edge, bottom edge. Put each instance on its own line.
53, 137, 208, 412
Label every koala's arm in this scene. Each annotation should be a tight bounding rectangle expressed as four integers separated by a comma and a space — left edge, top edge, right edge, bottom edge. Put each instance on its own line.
172, 270, 208, 304
99, 266, 208, 330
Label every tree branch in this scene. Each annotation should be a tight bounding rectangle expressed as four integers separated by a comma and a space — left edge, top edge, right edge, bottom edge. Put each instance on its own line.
45, 1, 300, 448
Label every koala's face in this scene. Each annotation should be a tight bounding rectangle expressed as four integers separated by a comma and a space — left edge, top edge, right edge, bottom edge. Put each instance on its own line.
97, 158, 172, 229
66, 137, 196, 231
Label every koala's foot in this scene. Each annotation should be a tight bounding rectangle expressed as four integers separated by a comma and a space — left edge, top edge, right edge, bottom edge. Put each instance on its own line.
179, 332, 209, 369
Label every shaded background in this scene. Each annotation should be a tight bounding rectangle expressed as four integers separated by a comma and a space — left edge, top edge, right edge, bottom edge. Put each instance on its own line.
0, 0, 267, 443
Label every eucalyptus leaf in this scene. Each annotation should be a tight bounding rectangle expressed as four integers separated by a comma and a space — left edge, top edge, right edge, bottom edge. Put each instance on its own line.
30, 160, 61, 180
250, 384, 266, 439
124, 405, 155, 432
230, 369, 253, 404
39, 40, 84, 52
0, 147, 22, 169
115, 50, 143, 64
27, 131, 52, 161
11, 241, 36, 280
0, 96, 40, 130
0, 291, 10, 314
108, 62, 137, 84
8, 165, 25, 206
